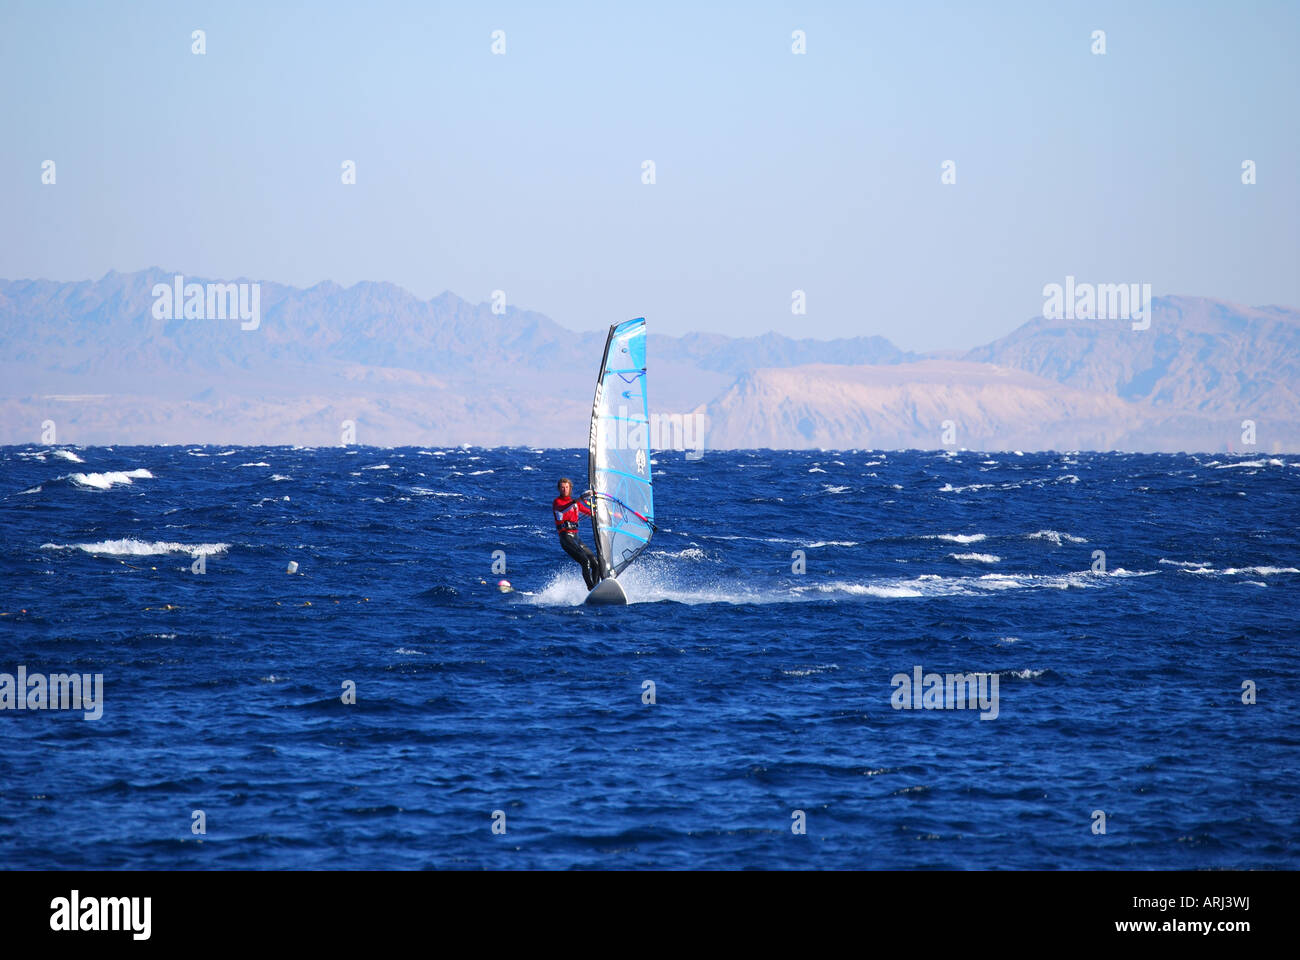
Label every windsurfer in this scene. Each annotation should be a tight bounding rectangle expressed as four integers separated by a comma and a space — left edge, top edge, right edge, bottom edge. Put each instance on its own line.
553, 477, 601, 589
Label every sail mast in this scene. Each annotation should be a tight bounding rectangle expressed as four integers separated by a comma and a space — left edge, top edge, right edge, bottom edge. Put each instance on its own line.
588, 324, 618, 578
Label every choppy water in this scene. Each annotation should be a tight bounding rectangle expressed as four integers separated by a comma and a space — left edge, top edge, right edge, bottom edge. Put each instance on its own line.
1, 445, 1297, 868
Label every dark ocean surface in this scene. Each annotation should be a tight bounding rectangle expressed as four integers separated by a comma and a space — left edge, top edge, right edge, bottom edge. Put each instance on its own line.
1, 445, 1296, 869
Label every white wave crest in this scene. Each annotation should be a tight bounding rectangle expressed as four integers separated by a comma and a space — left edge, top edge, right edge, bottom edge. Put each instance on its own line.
1221, 566, 1299, 576
1026, 529, 1087, 546
1213, 459, 1284, 469
523, 559, 1124, 608
797, 582, 925, 598
41, 539, 229, 558
69, 469, 153, 490
1159, 561, 1297, 577
407, 486, 461, 497
650, 547, 711, 560
782, 664, 840, 677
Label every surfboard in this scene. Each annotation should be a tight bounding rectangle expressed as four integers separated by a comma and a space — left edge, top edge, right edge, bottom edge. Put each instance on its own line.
584, 577, 628, 606
583, 318, 656, 604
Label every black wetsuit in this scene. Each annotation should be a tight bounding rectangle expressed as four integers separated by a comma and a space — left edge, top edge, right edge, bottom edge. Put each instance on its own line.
553, 494, 601, 590
560, 532, 600, 590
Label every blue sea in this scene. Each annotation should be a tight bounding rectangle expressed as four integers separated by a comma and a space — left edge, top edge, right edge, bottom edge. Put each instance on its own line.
1, 445, 1296, 869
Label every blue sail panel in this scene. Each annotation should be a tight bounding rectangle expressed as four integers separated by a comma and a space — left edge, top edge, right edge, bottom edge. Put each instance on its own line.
588, 318, 654, 578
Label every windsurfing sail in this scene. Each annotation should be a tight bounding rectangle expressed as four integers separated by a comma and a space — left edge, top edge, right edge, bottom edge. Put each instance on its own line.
588, 318, 655, 579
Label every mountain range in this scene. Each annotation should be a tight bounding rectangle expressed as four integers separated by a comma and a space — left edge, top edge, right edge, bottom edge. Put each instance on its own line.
1, 269, 1295, 452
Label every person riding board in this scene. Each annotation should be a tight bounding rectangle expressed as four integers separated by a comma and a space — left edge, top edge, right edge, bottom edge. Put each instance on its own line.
553, 477, 601, 590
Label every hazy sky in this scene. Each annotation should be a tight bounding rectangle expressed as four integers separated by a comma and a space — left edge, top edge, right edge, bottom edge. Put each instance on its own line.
2, 0, 1296, 351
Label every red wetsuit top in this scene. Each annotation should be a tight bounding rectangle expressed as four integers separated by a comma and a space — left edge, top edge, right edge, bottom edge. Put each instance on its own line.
552, 494, 592, 535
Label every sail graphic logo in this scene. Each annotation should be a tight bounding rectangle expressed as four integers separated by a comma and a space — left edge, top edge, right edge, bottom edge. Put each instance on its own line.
1042, 275, 1152, 330
151, 274, 261, 330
